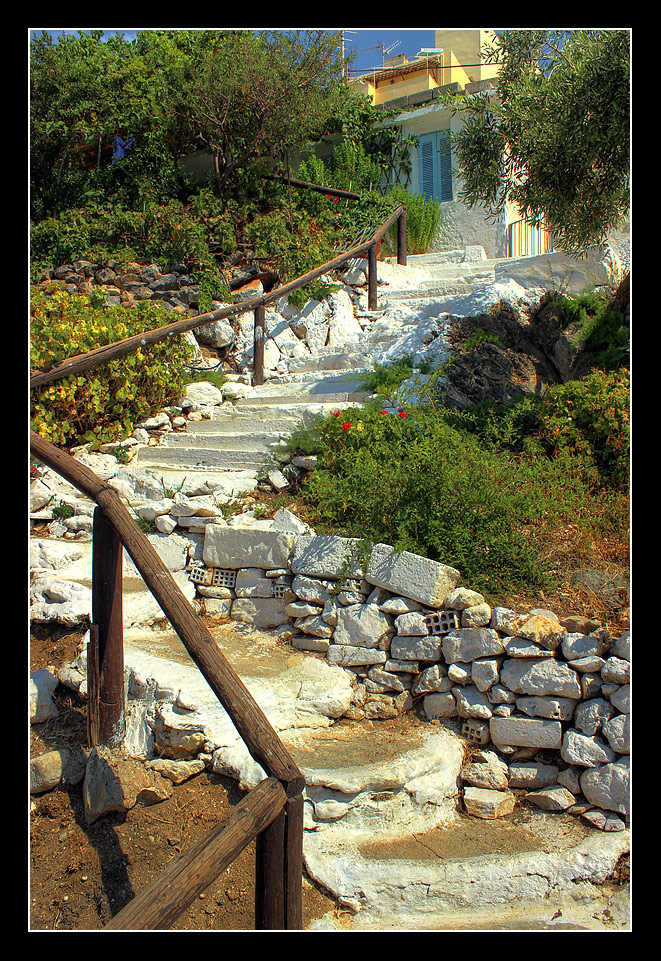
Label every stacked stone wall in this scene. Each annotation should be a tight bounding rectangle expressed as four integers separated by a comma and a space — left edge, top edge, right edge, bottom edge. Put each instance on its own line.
189, 525, 630, 824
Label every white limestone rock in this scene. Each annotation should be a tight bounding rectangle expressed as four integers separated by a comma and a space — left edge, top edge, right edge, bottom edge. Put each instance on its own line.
508, 761, 559, 789
182, 381, 223, 408
30, 669, 60, 723
499, 658, 582, 699
423, 692, 457, 719
366, 544, 460, 608
602, 714, 630, 754
463, 787, 516, 819
574, 697, 615, 735
525, 785, 576, 811
515, 696, 576, 721
326, 645, 388, 668
580, 758, 630, 815
461, 751, 509, 791
490, 716, 563, 749
442, 628, 505, 664
561, 729, 618, 767
333, 604, 394, 649
203, 526, 296, 570
230, 597, 290, 629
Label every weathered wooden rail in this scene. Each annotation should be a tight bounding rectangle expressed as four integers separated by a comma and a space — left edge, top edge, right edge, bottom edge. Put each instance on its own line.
30, 205, 407, 390
29, 203, 407, 930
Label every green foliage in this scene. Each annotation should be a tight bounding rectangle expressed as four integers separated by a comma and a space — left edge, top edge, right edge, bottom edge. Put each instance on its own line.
357, 354, 432, 400
284, 352, 630, 597
30, 198, 231, 307
551, 287, 629, 370
383, 185, 442, 255
292, 400, 548, 597
30, 288, 194, 448
537, 368, 630, 488
449, 29, 630, 253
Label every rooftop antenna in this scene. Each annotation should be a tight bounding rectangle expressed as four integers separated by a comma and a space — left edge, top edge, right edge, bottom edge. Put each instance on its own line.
361, 38, 401, 67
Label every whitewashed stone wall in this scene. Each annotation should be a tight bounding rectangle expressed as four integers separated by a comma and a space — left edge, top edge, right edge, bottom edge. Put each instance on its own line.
190, 525, 630, 823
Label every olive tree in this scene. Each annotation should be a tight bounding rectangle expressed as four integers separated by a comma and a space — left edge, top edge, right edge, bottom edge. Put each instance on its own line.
448, 29, 630, 254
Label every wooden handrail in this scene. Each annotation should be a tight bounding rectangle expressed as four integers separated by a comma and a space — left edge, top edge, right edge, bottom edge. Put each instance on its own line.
105, 777, 288, 930
29, 202, 407, 928
30, 205, 407, 389
30, 429, 305, 796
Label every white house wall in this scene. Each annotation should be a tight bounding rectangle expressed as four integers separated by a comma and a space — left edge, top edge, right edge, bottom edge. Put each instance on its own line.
385, 103, 508, 259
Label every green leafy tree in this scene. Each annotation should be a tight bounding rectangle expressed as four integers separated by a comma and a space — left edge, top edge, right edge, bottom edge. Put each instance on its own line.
176, 30, 348, 196
30, 29, 191, 219
448, 29, 630, 253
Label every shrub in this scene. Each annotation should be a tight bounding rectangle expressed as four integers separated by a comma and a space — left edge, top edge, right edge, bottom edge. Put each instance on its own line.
537, 368, 630, 488
552, 287, 629, 370
383, 185, 442, 255
297, 402, 548, 597
30, 288, 194, 448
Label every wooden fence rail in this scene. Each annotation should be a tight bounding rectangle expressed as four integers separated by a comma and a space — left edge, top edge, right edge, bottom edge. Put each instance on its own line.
29, 203, 407, 929
30, 205, 407, 389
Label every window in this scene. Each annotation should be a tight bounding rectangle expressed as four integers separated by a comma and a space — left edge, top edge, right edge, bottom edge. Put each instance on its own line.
417, 131, 453, 202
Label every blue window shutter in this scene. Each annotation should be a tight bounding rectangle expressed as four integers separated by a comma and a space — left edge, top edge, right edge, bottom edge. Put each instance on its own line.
418, 131, 453, 202
418, 134, 436, 201
438, 131, 453, 202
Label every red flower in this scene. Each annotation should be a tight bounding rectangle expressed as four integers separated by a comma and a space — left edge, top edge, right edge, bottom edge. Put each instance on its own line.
398, 411, 408, 418
379, 409, 389, 414
331, 410, 341, 416
342, 422, 351, 432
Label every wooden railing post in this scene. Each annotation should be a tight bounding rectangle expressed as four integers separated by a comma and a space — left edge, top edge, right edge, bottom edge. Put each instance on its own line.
283, 793, 304, 929
255, 805, 286, 929
368, 242, 378, 310
254, 790, 304, 930
397, 207, 407, 266
91, 505, 125, 749
253, 304, 265, 387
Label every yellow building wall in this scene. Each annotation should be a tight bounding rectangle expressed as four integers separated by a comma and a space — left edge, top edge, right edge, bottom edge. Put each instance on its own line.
434, 29, 499, 83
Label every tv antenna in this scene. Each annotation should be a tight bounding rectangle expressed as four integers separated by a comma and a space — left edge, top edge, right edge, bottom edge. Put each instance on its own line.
362, 39, 401, 66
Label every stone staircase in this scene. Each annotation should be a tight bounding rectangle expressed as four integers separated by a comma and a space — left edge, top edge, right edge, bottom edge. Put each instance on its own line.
36, 250, 629, 930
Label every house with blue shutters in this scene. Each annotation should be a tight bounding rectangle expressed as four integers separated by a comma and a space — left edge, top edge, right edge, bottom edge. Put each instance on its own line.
348, 29, 554, 259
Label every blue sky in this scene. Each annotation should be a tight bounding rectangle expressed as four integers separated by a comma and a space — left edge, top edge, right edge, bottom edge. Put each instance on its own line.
32, 26, 456, 74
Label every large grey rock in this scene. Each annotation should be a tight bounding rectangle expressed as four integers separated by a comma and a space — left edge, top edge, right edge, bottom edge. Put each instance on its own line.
463, 787, 516, 819
391, 635, 444, 662
333, 604, 394, 649
490, 716, 563, 749
30, 747, 88, 794
499, 658, 582, 699
30, 669, 59, 723
230, 597, 290, 629
326, 645, 388, 667
291, 535, 365, 579
365, 544, 460, 608
561, 729, 618, 767
203, 526, 296, 569
580, 759, 630, 815
442, 628, 505, 664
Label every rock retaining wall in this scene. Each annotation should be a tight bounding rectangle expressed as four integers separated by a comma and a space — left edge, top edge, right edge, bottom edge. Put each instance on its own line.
189, 522, 630, 825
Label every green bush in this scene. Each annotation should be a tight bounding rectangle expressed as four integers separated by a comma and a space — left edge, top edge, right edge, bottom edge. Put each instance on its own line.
383, 185, 442, 255
30, 287, 194, 448
30, 198, 231, 308
296, 402, 548, 597
537, 368, 630, 488
552, 287, 629, 370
